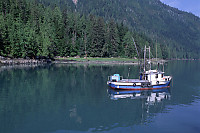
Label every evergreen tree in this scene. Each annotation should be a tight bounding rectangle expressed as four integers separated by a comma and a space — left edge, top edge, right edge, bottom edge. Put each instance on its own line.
106, 19, 120, 57
117, 22, 129, 57
90, 17, 105, 57
123, 31, 136, 58
52, 6, 64, 56
77, 15, 88, 57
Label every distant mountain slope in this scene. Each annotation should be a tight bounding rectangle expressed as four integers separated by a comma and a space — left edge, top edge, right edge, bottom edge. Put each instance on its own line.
34, 0, 200, 58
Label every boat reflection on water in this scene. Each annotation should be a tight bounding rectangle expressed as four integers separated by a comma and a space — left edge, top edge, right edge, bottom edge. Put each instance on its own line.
108, 88, 171, 105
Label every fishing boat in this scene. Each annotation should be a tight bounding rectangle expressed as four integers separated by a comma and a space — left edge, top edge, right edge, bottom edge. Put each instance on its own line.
107, 46, 172, 90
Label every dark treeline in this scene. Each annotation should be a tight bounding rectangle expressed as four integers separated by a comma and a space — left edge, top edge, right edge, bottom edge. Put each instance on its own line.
0, 0, 164, 59
33, 0, 200, 59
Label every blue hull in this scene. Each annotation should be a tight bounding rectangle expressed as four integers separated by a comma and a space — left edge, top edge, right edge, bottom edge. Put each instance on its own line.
108, 81, 171, 90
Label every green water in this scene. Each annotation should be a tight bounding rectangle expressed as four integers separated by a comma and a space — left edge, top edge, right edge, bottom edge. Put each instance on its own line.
0, 61, 200, 133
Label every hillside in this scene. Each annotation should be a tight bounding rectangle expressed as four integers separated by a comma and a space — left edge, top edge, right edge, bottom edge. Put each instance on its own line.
0, 0, 153, 59
1, 0, 200, 59
38, 0, 200, 59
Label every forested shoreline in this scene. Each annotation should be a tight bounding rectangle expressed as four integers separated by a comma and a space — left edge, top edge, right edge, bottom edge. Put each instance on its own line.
0, 0, 199, 60
0, 0, 166, 60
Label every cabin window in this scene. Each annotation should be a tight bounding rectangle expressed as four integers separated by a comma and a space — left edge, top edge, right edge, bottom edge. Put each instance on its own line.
145, 75, 148, 80
162, 74, 164, 78
155, 74, 158, 78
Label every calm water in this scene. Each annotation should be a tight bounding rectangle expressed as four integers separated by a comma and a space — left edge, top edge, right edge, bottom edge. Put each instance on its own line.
0, 61, 200, 133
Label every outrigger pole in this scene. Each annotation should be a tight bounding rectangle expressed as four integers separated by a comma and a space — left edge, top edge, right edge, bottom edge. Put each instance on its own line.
132, 37, 141, 71
132, 37, 140, 58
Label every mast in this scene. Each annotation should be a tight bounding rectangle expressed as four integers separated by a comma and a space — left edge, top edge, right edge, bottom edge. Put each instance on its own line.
144, 45, 146, 72
149, 46, 151, 83
149, 46, 151, 70
156, 40, 157, 62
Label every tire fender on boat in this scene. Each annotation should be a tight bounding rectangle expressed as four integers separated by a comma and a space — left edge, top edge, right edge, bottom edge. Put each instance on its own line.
156, 81, 159, 85
133, 83, 136, 87
141, 83, 145, 88
147, 83, 151, 87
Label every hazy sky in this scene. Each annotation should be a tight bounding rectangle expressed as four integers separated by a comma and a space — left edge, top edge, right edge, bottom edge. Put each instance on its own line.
160, 0, 200, 17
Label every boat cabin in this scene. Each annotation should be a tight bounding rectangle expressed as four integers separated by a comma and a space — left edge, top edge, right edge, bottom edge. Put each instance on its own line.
109, 74, 122, 82
140, 69, 171, 85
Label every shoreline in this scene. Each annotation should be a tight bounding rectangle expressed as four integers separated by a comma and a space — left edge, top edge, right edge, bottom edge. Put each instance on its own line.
0, 56, 51, 66
0, 56, 140, 66
0, 57, 198, 66
53, 59, 138, 65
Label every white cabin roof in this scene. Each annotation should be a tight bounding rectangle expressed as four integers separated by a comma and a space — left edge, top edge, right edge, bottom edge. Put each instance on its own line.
145, 69, 164, 74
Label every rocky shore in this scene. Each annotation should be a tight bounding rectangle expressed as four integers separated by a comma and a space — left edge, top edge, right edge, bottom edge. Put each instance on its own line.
0, 59, 138, 66
54, 60, 137, 65
0, 56, 51, 65
0, 56, 169, 66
